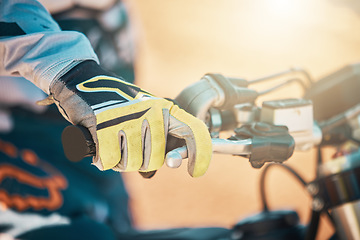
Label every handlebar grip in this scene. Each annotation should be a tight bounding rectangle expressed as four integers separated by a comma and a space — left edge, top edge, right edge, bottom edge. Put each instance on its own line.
61, 125, 95, 162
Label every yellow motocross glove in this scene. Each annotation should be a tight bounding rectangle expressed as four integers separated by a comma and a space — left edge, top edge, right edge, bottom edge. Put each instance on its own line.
50, 61, 212, 177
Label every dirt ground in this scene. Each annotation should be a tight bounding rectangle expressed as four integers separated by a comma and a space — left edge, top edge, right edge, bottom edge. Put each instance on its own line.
122, 0, 360, 239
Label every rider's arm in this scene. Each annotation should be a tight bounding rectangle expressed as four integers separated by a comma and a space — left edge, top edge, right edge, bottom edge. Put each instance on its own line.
0, 0, 99, 93
0, 0, 212, 177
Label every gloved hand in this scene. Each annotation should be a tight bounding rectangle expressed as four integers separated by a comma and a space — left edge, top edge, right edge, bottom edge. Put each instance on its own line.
50, 61, 212, 177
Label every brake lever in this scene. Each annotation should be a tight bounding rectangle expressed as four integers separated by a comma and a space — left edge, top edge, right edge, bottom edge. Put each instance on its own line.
167, 122, 295, 169
166, 138, 252, 168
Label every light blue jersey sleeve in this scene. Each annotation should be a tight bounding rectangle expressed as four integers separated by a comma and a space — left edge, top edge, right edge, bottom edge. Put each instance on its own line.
0, 0, 99, 94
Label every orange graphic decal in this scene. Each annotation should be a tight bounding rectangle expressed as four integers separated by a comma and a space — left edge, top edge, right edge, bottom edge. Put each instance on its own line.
0, 140, 18, 158
0, 145, 68, 211
21, 150, 38, 166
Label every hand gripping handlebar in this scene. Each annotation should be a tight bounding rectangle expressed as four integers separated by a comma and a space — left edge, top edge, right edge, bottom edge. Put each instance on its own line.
62, 122, 295, 170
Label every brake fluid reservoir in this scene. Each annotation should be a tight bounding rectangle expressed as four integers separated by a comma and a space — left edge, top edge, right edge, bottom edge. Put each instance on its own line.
261, 98, 313, 132
260, 98, 321, 151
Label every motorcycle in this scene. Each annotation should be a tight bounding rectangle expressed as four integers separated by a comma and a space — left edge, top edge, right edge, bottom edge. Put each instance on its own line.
62, 63, 360, 240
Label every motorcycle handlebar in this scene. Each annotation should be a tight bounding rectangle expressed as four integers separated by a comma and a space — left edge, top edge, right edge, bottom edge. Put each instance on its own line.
61, 125, 253, 165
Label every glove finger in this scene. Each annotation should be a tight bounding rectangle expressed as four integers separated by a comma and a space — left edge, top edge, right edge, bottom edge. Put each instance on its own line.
169, 105, 212, 177
140, 119, 151, 170
140, 109, 168, 171
112, 130, 128, 171
97, 126, 123, 170
98, 120, 143, 171
121, 123, 144, 171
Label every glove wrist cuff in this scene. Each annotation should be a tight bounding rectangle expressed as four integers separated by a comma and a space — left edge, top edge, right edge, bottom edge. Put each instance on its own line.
50, 60, 112, 95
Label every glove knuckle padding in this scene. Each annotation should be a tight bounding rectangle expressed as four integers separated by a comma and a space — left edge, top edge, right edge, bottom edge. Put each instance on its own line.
169, 105, 212, 177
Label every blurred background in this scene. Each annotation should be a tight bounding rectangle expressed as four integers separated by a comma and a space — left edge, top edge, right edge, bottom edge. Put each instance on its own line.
122, 0, 360, 239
